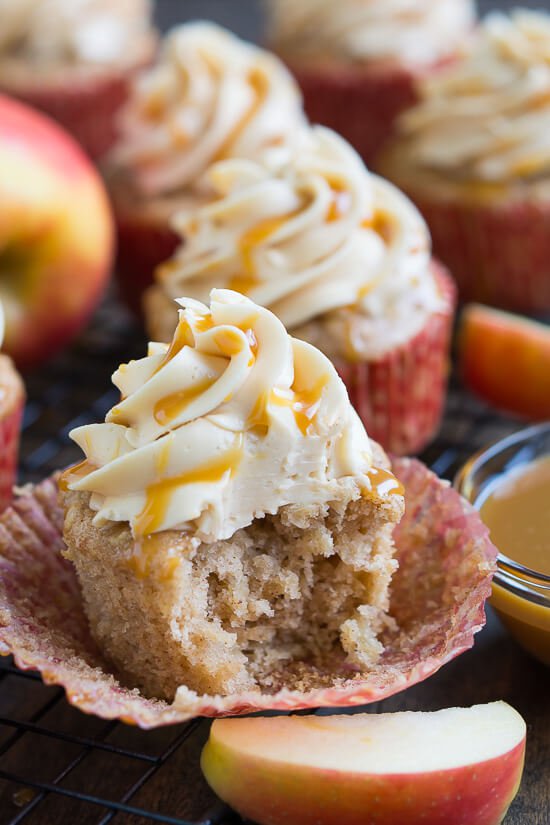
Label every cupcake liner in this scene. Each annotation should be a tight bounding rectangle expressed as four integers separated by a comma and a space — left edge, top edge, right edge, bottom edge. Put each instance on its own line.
410, 194, 550, 314
3, 70, 137, 161
0, 457, 496, 728
285, 60, 420, 167
0, 356, 25, 513
115, 212, 180, 318
337, 264, 456, 456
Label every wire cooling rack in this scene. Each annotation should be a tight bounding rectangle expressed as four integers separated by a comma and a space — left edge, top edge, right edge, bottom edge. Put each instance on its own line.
0, 298, 523, 825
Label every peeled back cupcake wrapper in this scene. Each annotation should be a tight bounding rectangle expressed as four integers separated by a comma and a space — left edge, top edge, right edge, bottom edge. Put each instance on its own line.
0, 458, 496, 729
337, 264, 456, 455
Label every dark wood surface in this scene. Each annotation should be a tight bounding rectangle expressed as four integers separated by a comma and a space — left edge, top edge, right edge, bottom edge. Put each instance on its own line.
0, 2, 548, 823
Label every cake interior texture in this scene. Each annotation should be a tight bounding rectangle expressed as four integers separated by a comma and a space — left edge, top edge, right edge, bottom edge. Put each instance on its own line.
62, 474, 402, 702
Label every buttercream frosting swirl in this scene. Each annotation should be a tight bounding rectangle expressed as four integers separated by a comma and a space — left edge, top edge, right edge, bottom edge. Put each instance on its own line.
64, 289, 388, 543
397, 10, 550, 183
112, 21, 308, 196
154, 128, 440, 357
267, 0, 475, 66
0, 0, 154, 67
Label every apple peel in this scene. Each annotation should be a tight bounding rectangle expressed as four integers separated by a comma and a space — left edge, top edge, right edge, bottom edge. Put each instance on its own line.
0, 459, 497, 728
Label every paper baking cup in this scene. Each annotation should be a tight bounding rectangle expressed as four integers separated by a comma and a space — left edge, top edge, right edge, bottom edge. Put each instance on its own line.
337, 265, 456, 456
115, 212, 180, 317
285, 60, 420, 167
0, 457, 496, 728
0, 356, 25, 513
411, 194, 550, 314
3, 70, 138, 161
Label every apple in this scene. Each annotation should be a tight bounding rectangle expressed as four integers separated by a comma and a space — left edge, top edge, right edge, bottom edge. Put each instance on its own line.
0, 94, 114, 369
459, 303, 550, 420
201, 702, 526, 825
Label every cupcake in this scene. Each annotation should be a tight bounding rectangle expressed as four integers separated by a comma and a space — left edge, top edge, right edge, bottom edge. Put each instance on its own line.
0, 0, 157, 160
378, 9, 550, 314
107, 22, 309, 315
60, 289, 405, 700
266, 0, 476, 166
146, 128, 455, 455
0, 304, 25, 513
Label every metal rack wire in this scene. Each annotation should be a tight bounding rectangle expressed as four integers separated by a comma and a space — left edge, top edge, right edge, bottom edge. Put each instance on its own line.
0, 299, 521, 824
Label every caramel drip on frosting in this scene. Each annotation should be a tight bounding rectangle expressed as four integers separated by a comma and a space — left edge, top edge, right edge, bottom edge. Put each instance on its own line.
153, 376, 218, 425
366, 466, 404, 497
134, 438, 244, 537
213, 66, 269, 161
247, 374, 329, 436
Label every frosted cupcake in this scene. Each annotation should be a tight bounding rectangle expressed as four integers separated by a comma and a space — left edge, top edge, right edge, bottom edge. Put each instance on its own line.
146, 128, 455, 455
378, 9, 550, 313
61, 289, 404, 700
0, 304, 25, 512
107, 22, 308, 315
0, 0, 157, 160
266, 0, 476, 165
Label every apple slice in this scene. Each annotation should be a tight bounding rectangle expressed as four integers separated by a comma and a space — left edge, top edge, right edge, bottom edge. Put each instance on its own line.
202, 702, 526, 825
458, 303, 550, 419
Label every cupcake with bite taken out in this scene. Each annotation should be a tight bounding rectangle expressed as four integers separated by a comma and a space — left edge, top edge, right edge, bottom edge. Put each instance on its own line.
0, 304, 25, 513
0, 0, 157, 161
266, 0, 476, 166
378, 9, 550, 313
145, 128, 455, 456
61, 289, 404, 700
107, 22, 309, 315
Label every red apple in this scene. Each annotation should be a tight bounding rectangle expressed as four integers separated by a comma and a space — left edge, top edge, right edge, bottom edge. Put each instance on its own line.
0, 94, 114, 369
458, 303, 550, 420
201, 702, 526, 825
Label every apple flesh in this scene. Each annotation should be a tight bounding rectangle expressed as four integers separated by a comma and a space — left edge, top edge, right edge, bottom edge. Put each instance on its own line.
202, 702, 526, 825
0, 94, 114, 369
458, 303, 550, 420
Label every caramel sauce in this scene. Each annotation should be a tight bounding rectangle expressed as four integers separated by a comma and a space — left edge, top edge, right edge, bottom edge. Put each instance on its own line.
134, 440, 244, 537
59, 460, 93, 492
325, 179, 350, 222
214, 328, 246, 357
480, 456, 550, 576
127, 534, 181, 581
247, 375, 329, 436
153, 319, 195, 375
366, 466, 404, 498
153, 376, 218, 426
363, 209, 394, 244
213, 67, 268, 161
194, 313, 214, 333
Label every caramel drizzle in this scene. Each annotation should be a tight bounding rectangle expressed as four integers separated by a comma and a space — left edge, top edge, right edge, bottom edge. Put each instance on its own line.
134, 438, 244, 537
153, 375, 218, 426
247, 375, 329, 436
213, 67, 269, 161
366, 466, 404, 498
59, 459, 93, 492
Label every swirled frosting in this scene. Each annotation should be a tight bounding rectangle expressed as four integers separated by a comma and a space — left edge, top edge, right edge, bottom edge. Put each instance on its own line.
397, 10, 550, 183
153, 128, 441, 358
62, 290, 395, 544
267, 0, 475, 66
0, 0, 154, 67
112, 22, 308, 197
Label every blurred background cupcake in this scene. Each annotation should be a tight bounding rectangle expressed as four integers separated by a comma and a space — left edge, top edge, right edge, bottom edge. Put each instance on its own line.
378, 9, 550, 314
0, 0, 157, 161
145, 127, 456, 455
0, 304, 24, 513
106, 21, 308, 316
265, 0, 477, 166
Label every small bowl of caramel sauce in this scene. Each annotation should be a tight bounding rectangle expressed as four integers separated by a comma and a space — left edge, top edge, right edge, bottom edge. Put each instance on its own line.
455, 422, 550, 666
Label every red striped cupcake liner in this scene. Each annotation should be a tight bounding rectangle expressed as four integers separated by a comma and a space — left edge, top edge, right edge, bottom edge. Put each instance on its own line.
337, 264, 456, 456
114, 211, 180, 318
410, 194, 550, 314
0, 458, 496, 726
2, 68, 140, 161
284, 60, 421, 167
0, 356, 25, 513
